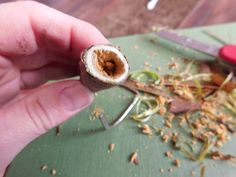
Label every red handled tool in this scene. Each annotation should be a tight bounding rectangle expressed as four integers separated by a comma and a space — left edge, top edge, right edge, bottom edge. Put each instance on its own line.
156, 30, 236, 66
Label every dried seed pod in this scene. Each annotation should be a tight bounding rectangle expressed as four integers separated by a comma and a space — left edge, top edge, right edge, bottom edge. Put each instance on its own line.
79, 44, 129, 92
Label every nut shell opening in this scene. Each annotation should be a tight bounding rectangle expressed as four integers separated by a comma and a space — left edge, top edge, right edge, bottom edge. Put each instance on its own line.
95, 50, 125, 79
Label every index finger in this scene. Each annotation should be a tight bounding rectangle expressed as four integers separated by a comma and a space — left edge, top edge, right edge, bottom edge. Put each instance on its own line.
0, 1, 109, 57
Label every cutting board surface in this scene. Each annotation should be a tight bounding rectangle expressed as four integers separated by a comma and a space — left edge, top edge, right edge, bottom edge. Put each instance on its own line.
6, 23, 236, 177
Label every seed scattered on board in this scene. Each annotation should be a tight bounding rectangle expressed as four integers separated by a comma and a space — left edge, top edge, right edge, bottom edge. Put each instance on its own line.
173, 159, 181, 167
51, 169, 57, 176
160, 168, 164, 173
130, 152, 139, 165
40, 165, 48, 171
108, 143, 115, 153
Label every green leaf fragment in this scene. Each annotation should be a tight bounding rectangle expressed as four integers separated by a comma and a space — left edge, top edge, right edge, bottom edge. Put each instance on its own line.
129, 70, 160, 84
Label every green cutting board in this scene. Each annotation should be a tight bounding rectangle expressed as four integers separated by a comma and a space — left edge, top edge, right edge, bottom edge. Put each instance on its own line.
6, 23, 236, 177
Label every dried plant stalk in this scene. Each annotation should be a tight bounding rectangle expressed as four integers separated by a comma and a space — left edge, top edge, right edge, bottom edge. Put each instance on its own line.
79, 44, 129, 92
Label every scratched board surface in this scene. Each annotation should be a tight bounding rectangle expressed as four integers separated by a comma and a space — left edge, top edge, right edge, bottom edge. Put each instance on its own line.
6, 23, 236, 177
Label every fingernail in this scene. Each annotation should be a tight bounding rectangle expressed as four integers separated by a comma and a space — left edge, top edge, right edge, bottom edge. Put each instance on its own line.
60, 82, 94, 111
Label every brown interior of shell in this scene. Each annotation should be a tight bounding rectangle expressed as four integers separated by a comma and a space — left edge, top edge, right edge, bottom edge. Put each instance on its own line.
94, 50, 125, 79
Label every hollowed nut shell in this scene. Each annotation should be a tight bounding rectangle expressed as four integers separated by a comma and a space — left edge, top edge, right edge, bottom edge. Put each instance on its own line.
79, 44, 129, 92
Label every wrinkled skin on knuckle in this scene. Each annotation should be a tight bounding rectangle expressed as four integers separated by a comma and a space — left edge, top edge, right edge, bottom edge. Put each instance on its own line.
0, 57, 21, 106
23, 97, 53, 134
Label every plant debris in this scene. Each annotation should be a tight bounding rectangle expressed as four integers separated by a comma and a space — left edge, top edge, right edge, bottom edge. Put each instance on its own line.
168, 62, 179, 70
131, 96, 159, 122
165, 151, 173, 159
121, 60, 236, 175
162, 134, 170, 142
51, 169, 57, 176
173, 159, 181, 167
108, 143, 115, 153
159, 106, 167, 115
40, 165, 48, 171
90, 107, 104, 121
130, 152, 140, 165
141, 124, 153, 135
170, 98, 201, 114
209, 151, 236, 162
122, 79, 169, 98
200, 165, 205, 177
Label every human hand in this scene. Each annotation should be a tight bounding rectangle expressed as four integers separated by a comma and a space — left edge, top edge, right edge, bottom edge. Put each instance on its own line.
0, 1, 108, 176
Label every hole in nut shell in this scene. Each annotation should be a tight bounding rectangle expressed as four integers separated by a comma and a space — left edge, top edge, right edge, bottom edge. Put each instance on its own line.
94, 50, 125, 79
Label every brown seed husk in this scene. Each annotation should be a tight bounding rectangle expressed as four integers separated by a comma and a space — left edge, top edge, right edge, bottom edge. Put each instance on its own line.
109, 143, 115, 152
130, 152, 139, 165
165, 151, 173, 159
142, 124, 152, 135
173, 159, 181, 167
170, 98, 201, 114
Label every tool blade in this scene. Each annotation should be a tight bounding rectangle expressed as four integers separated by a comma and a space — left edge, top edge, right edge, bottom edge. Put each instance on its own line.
157, 30, 221, 57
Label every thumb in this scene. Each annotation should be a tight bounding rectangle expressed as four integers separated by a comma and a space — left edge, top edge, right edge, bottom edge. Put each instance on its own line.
0, 80, 93, 174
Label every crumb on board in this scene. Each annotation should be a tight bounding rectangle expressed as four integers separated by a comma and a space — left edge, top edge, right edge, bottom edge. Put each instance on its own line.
157, 129, 164, 136
165, 151, 173, 159
51, 169, 57, 176
108, 143, 115, 153
149, 51, 158, 57
173, 159, 181, 167
172, 132, 178, 143
158, 96, 166, 105
167, 113, 175, 122
142, 124, 153, 135
191, 171, 195, 176
191, 140, 197, 145
144, 61, 152, 68
156, 66, 162, 71
133, 45, 139, 50
160, 168, 164, 173
168, 168, 173, 173
41, 165, 48, 171
130, 152, 139, 165
162, 134, 170, 142
164, 120, 172, 128
90, 107, 104, 120
168, 62, 179, 70
159, 106, 167, 115
137, 124, 142, 128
